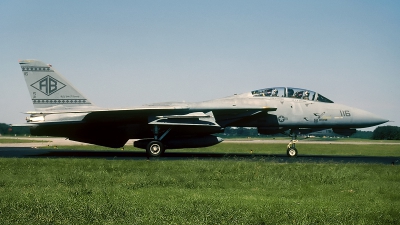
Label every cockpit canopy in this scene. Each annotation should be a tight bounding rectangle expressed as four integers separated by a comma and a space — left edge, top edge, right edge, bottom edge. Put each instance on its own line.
251, 87, 334, 103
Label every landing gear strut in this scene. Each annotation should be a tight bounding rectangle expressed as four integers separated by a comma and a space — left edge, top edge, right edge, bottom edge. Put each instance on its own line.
287, 129, 298, 157
146, 125, 171, 157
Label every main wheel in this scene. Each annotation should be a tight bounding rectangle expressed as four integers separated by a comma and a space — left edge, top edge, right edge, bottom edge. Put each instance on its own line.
146, 141, 165, 157
287, 147, 298, 157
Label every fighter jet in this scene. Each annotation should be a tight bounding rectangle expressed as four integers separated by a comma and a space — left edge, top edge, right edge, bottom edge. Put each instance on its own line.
16, 59, 388, 157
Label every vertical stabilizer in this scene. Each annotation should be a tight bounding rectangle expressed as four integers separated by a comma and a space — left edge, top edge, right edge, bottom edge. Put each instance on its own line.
19, 59, 95, 110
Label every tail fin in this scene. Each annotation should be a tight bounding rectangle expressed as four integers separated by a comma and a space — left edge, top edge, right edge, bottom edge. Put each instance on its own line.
19, 59, 95, 110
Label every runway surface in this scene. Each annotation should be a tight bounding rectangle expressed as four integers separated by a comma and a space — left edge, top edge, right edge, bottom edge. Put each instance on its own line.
1, 137, 399, 164
0, 147, 398, 165
2, 137, 400, 148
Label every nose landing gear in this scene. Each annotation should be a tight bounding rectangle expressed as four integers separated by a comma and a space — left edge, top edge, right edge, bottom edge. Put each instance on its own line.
287, 129, 299, 157
287, 145, 298, 157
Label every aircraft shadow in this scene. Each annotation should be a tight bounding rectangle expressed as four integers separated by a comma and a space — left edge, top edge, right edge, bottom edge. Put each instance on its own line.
0, 147, 398, 165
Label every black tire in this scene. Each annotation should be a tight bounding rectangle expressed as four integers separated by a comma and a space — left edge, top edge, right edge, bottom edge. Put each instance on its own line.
287, 147, 298, 157
146, 141, 165, 157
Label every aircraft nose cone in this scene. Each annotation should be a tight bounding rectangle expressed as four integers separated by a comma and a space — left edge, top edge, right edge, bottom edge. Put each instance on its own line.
353, 109, 388, 127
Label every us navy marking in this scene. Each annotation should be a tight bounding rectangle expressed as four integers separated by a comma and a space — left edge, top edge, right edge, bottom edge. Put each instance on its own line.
278, 115, 288, 122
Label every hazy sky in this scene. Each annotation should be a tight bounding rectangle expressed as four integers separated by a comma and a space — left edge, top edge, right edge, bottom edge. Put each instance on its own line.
1, 1, 399, 130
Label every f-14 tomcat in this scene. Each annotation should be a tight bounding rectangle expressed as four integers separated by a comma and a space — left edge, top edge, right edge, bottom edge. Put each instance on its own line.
16, 59, 388, 157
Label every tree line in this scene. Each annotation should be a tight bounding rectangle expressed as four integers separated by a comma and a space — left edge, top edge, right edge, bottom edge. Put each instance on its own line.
372, 126, 400, 140
0, 123, 30, 136
223, 126, 400, 140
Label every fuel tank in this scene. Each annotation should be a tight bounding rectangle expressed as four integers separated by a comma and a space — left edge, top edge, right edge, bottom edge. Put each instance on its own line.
134, 135, 223, 149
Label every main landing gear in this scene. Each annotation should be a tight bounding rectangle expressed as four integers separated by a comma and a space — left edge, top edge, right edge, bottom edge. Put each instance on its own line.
146, 140, 164, 157
146, 125, 171, 157
286, 129, 299, 157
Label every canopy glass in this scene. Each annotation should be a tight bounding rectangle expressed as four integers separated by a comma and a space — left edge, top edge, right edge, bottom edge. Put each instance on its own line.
251, 87, 333, 103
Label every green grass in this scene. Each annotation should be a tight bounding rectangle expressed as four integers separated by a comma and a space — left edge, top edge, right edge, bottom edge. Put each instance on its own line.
225, 136, 400, 143
1, 142, 400, 224
305, 137, 400, 143
181, 143, 400, 157
41, 142, 400, 157
0, 158, 399, 224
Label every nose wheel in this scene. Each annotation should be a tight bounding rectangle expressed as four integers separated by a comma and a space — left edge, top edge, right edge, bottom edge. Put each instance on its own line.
287, 146, 298, 157
287, 129, 299, 157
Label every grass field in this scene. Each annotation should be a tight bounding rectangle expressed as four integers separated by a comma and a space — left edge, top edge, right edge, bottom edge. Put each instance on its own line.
221, 136, 400, 143
1, 142, 400, 224
41, 142, 400, 157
